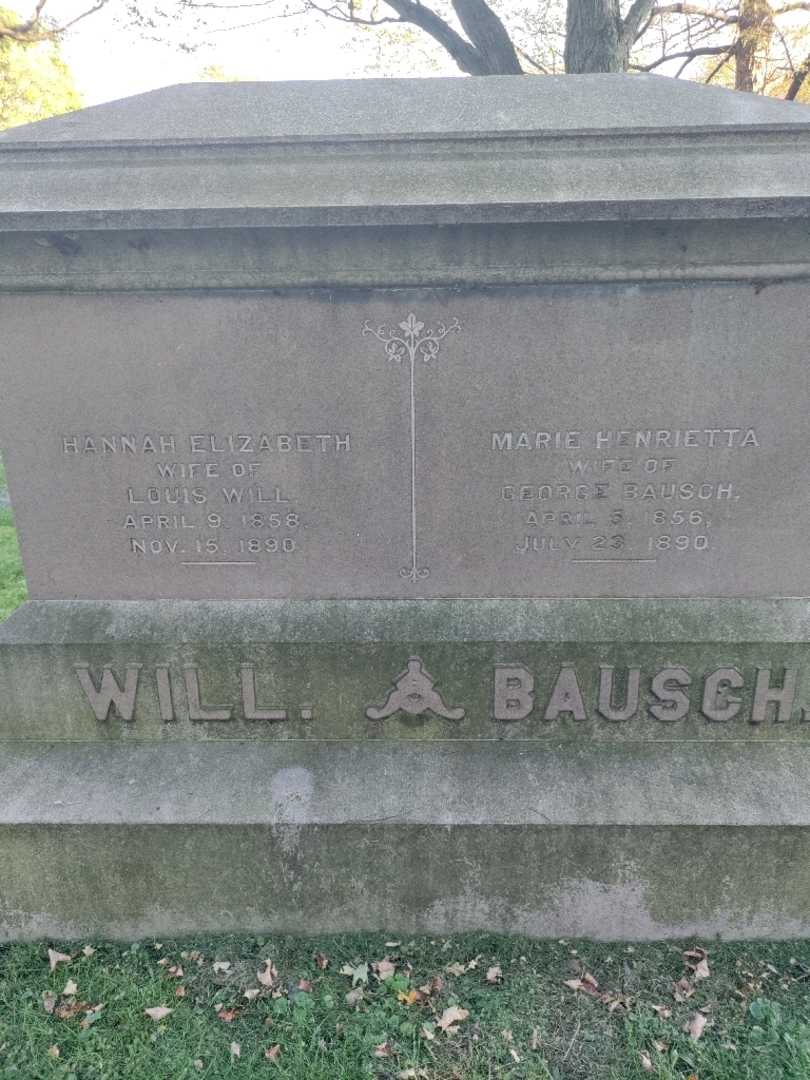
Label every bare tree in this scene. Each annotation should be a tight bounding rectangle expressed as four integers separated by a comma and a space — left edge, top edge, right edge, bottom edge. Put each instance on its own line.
0, 0, 111, 43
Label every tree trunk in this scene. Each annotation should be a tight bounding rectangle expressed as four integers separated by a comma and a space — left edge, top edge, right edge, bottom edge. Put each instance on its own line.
564, 0, 624, 73
735, 0, 773, 92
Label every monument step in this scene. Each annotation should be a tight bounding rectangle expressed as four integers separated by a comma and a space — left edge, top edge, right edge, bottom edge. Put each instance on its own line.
1, 740, 809, 940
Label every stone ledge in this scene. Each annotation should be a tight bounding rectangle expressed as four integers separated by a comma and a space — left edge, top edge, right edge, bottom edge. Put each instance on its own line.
4, 598, 810, 644
1, 741, 808, 827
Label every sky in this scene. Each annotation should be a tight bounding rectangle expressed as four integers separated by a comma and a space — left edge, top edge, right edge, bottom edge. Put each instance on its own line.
46, 0, 457, 106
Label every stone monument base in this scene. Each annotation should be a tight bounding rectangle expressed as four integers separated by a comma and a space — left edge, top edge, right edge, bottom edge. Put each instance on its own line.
1, 598, 809, 940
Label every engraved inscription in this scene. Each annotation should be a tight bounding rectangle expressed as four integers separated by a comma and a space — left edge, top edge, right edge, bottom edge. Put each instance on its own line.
72, 659, 808, 729
496, 426, 758, 571
62, 432, 349, 569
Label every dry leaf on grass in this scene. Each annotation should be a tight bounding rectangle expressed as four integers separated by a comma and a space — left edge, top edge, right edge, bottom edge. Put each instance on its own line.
193, 1061, 204, 1071
486, 965, 503, 984
167, 965, 184, 979
314, 952, 329, 970
530, 1027, 541, 1051
345, 987, 364, 1007
175, 987, 187, 998
339, 962, 369, 986
230, 1041, 241, 1060
437, 1006, 469, 1033
297, 979, 313, 993
673, 977, 695, 1002
397, 989, 424, 1005
684, 947, 710, 980
54, 1000, 87, 1021
420, 1023, 436, 1041
47, 949, 71, 973
47, 1046, 60, 1059
212, 961, 231, 974
639, 1050, 654, 1072
445, 962, 466, 977
373, 1041, 393, 1058
217, 1007, 241, 1022
264, 1044, 282, 1062
81, 946, 95, 958
42, 991, 57, 1015
564, 973, 600, 997
243, 989, 261, 1002
651, 1004, 672, 1019
374, 958, 396, 981
686, 1011, 708, 1041
257, 960, 278, 988
144, 1006, 172, 1022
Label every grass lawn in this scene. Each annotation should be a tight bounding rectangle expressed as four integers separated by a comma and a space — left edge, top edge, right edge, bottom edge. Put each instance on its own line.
0, 457, 26, 620
1, 935, 809, 1079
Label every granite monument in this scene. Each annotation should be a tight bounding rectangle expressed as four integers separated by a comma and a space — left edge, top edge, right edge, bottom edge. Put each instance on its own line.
1, 74, 810, 938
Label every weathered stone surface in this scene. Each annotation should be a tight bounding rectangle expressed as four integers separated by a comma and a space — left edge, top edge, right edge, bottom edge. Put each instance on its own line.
2, 739, 810, 939
1, 599, 809, 742
1, 284, 809, 600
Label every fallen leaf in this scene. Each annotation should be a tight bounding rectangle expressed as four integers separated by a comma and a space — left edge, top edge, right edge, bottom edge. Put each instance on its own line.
373, 1041, 393, 1057
686, 1011, 708, 1041
339, 962, 368, 987
530, 1027, 541, 1051
42, 991, 57, 1014
420, 1022, 436, 1041
212, 961, 231, 974
54, 1000, 86, 1021
243, 988, 261, 1001
193, 1061, 204, 1072
48, 948, 71, 973
653, 1040, 669, 1053
445, 962, 466, 977
418, 974, 444, 996
175, 987, 187, 998
486, 965, 503, 984
297, 979, 313, 992
651, 1004, 672, 1019
47, 1046, 60, 1059
564, 975, 600, 998
397, 1070, 428, 1080
230, 1041, 241, 1060
385, 940, 401, 948
397, 989, 424, 1005
257, 960, 278, 988
168, 965, 184, 979
217, 1007, 241, 1022
437, 1005, 469, 1033
639, 1050, 654, 1072
673, 977, 695, 1002
694, 957, 710, 979
375, 958, 396, 981
314, 952, 329, 970
510, 1049, 521, 1063
345, 987, 364, 1006
81, 946, 95, 958
265, 1044, 282, 1062
157, 958, 169, 967
144, 1006, 173, 1022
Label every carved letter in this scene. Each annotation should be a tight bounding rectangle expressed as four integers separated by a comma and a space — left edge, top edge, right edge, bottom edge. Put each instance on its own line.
240, 664, 286, 721
544, 664, 586, 721
155, 664, 175, 722
597, 665, 640, 722
493, 665, 534, 721
183, 666, 231, 721
701, 667, 743, 722
75, 663, 141, 722
649, 666, 691, 722
752, 667, 797, 724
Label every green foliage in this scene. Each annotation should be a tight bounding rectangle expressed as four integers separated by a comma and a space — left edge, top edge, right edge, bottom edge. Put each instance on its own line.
0, 8, 81, 131
1, 935, 810, 1078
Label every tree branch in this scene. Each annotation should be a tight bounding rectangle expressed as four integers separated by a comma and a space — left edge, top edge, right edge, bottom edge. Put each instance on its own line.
450, 0, 523, 72
632, 41, 735, 70
621, 0, 657, 50
364, 0, 487, 73
785, 49, 810, 98
651, 3, 738, 21
0, 0, 110, 42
